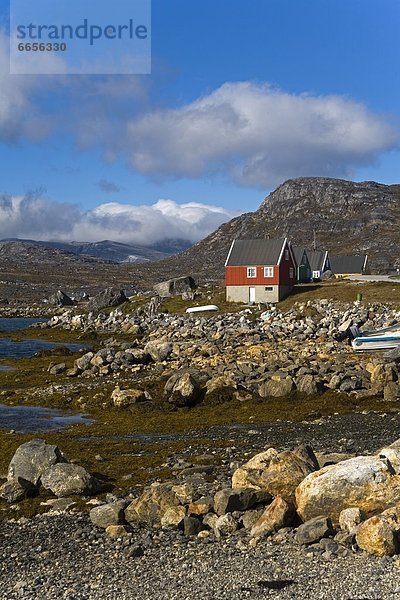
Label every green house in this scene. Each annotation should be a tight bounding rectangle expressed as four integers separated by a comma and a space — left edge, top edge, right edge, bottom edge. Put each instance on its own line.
291, 246, 312, 283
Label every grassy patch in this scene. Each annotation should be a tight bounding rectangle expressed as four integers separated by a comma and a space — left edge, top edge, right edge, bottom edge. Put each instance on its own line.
279, 281, 400, 310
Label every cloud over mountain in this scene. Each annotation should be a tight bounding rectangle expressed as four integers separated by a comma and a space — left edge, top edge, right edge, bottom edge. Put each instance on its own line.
0, 193, 235, 245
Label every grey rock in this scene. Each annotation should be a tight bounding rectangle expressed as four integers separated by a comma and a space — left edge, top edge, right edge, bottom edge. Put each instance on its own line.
153, 276, 196, 298
90, 501, 127, 529
87, 288, 127, 312
7, 439, 65, 489
41, 464, 101, 497
0, 480, 27, 503
295, 516, 334, 545
144, 340, 172, 362
258, 377, 295, 398
215, 513, 238, 536
48, 290, 74, 307
213, 488, 268, 516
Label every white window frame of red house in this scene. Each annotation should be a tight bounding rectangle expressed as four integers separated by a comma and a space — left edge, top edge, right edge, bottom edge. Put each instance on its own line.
247, 267, 257, 278
264, 266, 274, 278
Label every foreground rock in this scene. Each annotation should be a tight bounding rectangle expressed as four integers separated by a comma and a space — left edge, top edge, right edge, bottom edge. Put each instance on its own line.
295, 450, 400, 523
232, 445, 318, 500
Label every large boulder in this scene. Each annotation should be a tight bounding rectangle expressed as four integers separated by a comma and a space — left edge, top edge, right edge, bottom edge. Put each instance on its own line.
48, 290, 74, 307
144, 340, 172, 362
164, 372, 202, 407
125, 482, 181, 528
87, 288, 127, 312
294, 515, 334, 545
7, 439, 65, 490
41, 464, 101, 497
250, 497, 295, 539
90, 501, 127, 529
153, 276, 196, 298
258, 377, 295, 398
356, 507, 400, 557
296, 451, 400, 523
111, 386, 147, 408
232, 445, 318, 501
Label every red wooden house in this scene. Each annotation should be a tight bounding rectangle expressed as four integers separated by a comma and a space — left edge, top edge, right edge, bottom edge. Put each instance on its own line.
225, 238, 296, 303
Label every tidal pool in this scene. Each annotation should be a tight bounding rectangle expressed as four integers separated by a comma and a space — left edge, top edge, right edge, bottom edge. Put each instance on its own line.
0, 404, 92, 433
0, 317, 48, 333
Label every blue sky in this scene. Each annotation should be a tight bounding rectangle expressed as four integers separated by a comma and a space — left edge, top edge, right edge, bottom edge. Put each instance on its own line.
0, 0, 399, 244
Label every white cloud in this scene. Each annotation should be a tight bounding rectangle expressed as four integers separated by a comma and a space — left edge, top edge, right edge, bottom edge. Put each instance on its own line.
0, 28, 147, 144
0, 31, 52, 141
125, 82, 399, 187
1, 24, 398, 188
0, 193, 235, 245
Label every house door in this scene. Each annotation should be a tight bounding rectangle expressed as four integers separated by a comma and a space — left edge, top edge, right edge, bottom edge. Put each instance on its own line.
249, 287, 256, 303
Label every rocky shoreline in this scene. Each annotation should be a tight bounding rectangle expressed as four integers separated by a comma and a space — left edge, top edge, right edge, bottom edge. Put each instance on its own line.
3, 291, 400, 598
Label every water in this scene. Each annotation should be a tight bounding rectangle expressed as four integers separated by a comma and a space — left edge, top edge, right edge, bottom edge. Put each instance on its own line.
0, 317, 88, 359
0, 337, 88, 359
0, 404, 92, 433
0, 317, 48, 332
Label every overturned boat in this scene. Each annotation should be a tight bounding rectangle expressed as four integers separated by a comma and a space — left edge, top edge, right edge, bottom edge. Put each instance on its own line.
351, 323, 400, 351
185, 305, 219, 314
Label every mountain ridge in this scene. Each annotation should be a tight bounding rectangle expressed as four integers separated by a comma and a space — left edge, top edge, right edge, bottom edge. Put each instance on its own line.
133, 177, 400, 281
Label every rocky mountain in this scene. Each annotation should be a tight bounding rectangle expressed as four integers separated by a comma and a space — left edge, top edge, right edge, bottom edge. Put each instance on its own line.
142, 177, 400, 281
1, 238, 192, 263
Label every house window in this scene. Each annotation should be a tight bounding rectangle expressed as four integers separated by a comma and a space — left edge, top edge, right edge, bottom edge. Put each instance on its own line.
264, 266, 274, 278
265, 286, 273, 291
289, 267, 294, 278
247, 267, 256, 278
312, 271, 320, 278
285, 249, 289, 260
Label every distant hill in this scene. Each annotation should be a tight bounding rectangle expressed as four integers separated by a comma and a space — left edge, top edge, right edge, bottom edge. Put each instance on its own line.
0, 238, 193, 264
137, 177, 400, 281
1, 178, 399, 304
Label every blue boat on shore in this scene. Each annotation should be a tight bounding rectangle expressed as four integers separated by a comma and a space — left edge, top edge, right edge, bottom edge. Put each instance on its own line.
351, 323, 400, 351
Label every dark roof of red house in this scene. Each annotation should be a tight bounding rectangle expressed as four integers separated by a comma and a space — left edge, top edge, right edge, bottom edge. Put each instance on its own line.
225, 238, 286, 267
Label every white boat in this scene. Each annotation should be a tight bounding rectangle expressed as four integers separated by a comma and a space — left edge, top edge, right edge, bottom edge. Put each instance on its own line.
185, 305, 219, 313
351, 323, 400, 351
